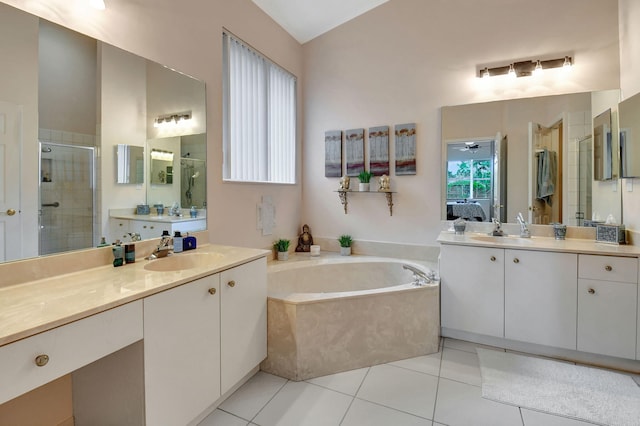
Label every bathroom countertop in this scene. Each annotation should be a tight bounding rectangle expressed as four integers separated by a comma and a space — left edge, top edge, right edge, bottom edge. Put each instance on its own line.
437, 231, 640, 257
0, 244, 269, 347
109, 213, 205, 223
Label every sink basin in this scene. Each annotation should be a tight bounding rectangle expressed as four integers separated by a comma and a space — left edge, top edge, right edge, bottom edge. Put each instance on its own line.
144, 252, 223, 272
470, 235, 534, 244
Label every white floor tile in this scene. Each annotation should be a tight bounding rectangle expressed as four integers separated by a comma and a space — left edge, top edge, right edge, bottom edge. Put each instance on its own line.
252, 381, 352, 426
356, 364, 438, 419
434, 378, 523, 426
305, 367, 369, 396
440, 347, 482, 386
388, 351, 442, 377
443, 338, 504, 354
521, 408, 599, 426
218, 372, 287, 421
199, 409, 249, 426
341, 398, 432, 426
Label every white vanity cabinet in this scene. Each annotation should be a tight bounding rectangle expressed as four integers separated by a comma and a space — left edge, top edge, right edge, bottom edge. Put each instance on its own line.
144, 273, 221, 426
220, 257, 267, 394
505, 249, 577, 350
0, 300, 143, 405
108, 217, 207, 242
577, 255, 638, 359
440, 244, 505, 338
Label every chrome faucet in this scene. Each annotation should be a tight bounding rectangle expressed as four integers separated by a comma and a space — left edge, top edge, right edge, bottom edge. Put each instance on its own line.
146, 234, 172, 259
516, 212, 531, 238
491, 217, 504, 236
403, 264, 437, 286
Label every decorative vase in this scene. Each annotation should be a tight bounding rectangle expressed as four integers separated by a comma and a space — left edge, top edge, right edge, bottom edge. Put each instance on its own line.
359, 183, 369, 192
340, 246, 351, 256
277, 251, 288, 261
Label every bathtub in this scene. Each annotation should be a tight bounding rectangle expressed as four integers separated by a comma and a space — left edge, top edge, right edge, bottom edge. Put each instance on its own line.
260, 255, 440, 381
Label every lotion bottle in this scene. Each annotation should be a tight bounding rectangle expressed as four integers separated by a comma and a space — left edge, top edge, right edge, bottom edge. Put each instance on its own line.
173, 231, 183, 253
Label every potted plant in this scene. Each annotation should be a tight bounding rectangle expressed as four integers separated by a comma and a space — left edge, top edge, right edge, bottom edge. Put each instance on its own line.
337, 234, 352, 256
273, 238, 290, 261
358, 170, 373, 192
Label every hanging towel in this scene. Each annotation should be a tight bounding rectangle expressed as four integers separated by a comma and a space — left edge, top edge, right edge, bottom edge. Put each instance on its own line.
536, 148, 556, 205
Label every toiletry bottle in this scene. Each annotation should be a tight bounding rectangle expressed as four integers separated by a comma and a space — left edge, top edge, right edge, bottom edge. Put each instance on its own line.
190, 206, 197, 218
125, 243, 136, 263
112, 240, 124, 267
97, 236, 109, 247
183, 233, 197, 250
173, 231, 183, 253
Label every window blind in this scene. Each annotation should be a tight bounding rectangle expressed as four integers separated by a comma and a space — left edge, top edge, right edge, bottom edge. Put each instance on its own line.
223, 32, 296, 183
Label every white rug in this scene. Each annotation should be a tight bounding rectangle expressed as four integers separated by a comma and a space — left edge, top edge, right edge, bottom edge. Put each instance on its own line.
476, 348, 640, 426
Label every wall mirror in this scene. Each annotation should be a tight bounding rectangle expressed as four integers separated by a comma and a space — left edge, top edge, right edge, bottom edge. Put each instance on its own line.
620, 91, 640, 178
116, 145, 144, 184
593, 109, 615, 181
150, 149, 174, 185
442, 90, 621, 227
0, 2, 206, 263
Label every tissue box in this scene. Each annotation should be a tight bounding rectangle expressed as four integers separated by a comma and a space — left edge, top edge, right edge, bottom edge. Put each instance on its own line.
596, 224, 626, 244
136, 204, 150, 215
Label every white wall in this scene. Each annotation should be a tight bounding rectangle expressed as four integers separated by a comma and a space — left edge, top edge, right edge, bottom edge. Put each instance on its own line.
302, 0, 620, 247
619, 0, 640, 232
1, 0, 304, 250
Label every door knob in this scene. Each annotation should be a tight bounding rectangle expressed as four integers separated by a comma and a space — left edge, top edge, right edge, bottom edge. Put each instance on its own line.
227, 280, 236, 288
513, 258, 520, 263
588, 288, 595, 294
208, 288, 216, 295
6, 208, 16, 216
604, 265, 612, 271
490, 256, 496, 262
35, 354, 49, 367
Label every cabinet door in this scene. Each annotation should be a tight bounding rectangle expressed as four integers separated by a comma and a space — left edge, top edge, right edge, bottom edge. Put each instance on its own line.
144, 275, 221, 426
220, 257, 267, 394
578, 279, 637, 359
130, 220, 162, 240
440, 244, 505, 338
108, 218, 129, 243
505, 250, 577, 349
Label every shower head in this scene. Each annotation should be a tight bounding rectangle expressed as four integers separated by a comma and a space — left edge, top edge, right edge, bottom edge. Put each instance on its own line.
191, 171, 200, 179
41, 146, 52, 153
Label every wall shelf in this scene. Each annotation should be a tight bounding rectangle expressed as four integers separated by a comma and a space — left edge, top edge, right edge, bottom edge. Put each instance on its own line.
335, 190, 395, 216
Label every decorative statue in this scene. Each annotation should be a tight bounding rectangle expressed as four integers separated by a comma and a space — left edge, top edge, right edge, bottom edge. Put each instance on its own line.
295, 224, 314, 252
378, 174, 390, 191
339, 175, 350, 190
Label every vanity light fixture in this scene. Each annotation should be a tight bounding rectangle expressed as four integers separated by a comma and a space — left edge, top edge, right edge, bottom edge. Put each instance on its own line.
150, 149, 174, 162
153, 112, 193, 128
477, 56, 573, 78
89, 0, 106, 10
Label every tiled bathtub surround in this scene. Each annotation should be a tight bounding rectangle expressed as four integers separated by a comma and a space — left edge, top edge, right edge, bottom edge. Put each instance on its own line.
261, 256, 440, 380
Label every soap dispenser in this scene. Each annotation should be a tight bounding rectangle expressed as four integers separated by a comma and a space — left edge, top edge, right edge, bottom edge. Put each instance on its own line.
112, 240, 124, 267
173, 231, 183, 253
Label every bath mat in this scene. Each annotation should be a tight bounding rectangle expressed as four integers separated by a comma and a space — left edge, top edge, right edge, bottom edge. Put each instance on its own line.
476, 348, 640, 426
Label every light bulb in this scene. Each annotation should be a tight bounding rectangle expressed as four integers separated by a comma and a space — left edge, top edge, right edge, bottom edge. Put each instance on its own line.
533, 60, 543, 76
482, 67, 490, 79
563, 56, 572, 68
508, 64, 516, 78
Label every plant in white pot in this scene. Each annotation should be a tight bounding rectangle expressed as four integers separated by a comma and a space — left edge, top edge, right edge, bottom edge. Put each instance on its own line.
358, 170, 373, 192
273, 239, 290, 261
338, 234, 352, 256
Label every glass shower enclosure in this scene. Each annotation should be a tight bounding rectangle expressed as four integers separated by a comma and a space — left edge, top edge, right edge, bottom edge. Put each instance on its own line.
39, 142, 96, 256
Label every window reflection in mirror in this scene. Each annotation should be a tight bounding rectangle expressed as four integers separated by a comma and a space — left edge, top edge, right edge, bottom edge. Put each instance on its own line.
116, 145, 144, 184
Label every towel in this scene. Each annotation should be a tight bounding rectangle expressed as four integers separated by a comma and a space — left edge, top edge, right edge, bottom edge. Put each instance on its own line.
536, 148, 556, 205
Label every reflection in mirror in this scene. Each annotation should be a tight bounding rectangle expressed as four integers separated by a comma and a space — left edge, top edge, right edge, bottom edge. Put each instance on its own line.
593, 109, 614, 181
116, 145, 144, 184
620, 91, 640, 178
0, 2, 207, 264
150, 149, 175, 185
442, 90, 622, 226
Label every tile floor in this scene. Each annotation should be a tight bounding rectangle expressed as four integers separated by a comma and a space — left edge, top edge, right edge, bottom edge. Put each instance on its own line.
199, 338, 640, 426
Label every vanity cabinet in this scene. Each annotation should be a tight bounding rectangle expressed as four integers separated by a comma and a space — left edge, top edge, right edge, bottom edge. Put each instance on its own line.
505, 250, 577, 350
108, 217, 206, 242
440, 244, 505, 338
144, 273, 221, 426
0, 300, 142, 405
220, 257, 267, 394
577, 255, 638, 359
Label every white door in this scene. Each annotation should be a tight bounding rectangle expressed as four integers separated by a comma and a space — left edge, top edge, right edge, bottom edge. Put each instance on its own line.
528, 122, 549, 224
0, 101, 22, 262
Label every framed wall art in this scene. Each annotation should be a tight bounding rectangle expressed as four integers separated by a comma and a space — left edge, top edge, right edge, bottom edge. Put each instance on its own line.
395, 123, 416, 175
324, 130, 342, 177
369, 125, 389, 176
345, 128, 365, 176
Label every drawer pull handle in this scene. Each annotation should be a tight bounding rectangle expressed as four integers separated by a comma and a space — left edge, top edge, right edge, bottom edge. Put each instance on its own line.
208, 288, 216, 295
588, 288, 595, 295
513, 258, 520, 264
228, 280, 236, 288
605, 265, 612, 272
35, 354, 49, 367
490, 256, 496, 262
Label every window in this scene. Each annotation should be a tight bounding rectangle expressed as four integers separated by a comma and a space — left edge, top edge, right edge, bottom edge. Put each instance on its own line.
222, 32, 296, 183
446, 159, 492, 200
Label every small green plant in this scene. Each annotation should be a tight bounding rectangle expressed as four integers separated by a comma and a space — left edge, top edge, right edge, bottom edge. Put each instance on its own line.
338, 234, 353, 248
273, 238, 290, 252
358, 170, 373, 183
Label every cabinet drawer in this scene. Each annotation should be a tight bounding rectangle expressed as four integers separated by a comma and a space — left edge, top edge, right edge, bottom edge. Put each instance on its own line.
0, 301, 143, 404
578, 255, 638, 283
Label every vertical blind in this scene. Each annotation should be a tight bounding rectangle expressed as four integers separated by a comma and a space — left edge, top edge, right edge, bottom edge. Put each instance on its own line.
223, 32, 296, 183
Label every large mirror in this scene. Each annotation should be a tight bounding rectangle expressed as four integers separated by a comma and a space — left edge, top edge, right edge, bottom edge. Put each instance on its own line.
620, 91, 640, 178
442, 90, 622, 226
0, 2, 206, 263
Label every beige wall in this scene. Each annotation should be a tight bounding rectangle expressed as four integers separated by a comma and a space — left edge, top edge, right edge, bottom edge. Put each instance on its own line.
1, 0, 304, 250
619, 0, 640, 232
302, 0, 620, 246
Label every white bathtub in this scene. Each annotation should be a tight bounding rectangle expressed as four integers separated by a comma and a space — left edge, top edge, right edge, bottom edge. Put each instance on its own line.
261, 255, 440, 381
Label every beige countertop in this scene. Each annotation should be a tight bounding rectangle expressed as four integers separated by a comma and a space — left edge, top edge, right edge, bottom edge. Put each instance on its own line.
110, 213, 205, 223
437, 231, 640, 257
0, 244, 269, 347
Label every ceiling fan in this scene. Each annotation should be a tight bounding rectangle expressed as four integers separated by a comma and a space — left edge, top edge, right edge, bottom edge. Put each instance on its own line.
458, 142, 480, 152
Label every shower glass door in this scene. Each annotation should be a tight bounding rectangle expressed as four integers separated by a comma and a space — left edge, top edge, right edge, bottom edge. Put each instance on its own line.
39, 142, 95, 255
